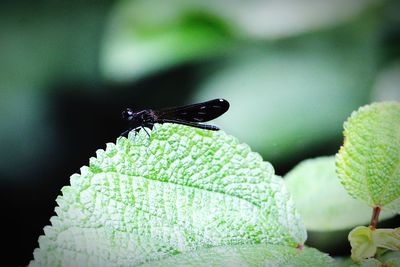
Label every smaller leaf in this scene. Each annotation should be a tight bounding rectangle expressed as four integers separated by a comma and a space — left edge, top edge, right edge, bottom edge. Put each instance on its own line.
349, 226, 400, 262
138, 244, 334, 267
336, 102, 400, 210
349, 226, 379, 262
374, 228, 400, 251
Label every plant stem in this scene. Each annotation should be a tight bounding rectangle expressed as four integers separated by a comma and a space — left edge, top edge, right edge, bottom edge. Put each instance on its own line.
370, 205, 381, 230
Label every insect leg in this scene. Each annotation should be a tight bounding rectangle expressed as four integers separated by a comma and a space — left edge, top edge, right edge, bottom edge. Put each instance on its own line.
120, 128, 133, 137
141, 126, 151, 137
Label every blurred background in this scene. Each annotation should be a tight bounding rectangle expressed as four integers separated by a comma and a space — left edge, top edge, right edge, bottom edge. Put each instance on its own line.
1, 0, 400, 265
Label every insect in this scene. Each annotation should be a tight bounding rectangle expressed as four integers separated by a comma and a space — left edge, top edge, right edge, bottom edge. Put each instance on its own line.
121, 98, 230, 137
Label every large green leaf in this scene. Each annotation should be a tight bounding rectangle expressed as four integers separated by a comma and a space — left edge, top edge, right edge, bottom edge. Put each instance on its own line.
139, 244, 334, 267
285, 156, 395, 231
30, 124, 306, 266
336, 102, 400, 212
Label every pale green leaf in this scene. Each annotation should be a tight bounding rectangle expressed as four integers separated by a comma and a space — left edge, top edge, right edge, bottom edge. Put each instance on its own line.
336, 102, 400, 211
285, 156, 395, 231
349, 226, 379, 262
139, 244, 334, 267
30, 124, 306, 267
349, 226, 400, 262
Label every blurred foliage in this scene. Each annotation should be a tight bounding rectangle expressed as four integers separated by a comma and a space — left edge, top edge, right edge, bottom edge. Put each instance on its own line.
371, 61, 400, 101
101, 0, 379, 82
0, 2, 107, 90
285, 156, 396, 257
194, 31, 376, 161
101, 1, 232, 81
101, 0, 376, 81
285, 156, 395, 231
2, 0, 399, 178
101, 0, 395, 165
0, 1, 111, 179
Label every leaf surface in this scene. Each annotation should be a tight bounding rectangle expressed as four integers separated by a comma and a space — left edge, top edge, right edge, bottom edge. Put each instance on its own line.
336, 102, 400, 211
139, 244, 334, 267
30, 124, 306, 266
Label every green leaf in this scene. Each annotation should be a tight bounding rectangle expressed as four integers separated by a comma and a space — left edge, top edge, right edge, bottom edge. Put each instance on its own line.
285, 156, 395, 231
138, 244, 334, 267
349, 226, 379, 262
336, 102, 400, 211
30, 124, 306, 267
349, 226, 400, 262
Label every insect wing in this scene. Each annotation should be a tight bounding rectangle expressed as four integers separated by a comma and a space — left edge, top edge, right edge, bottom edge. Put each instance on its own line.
157, 99, 229, 123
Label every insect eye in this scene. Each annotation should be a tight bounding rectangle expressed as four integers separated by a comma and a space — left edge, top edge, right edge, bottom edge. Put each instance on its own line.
122, 108, 134, 120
